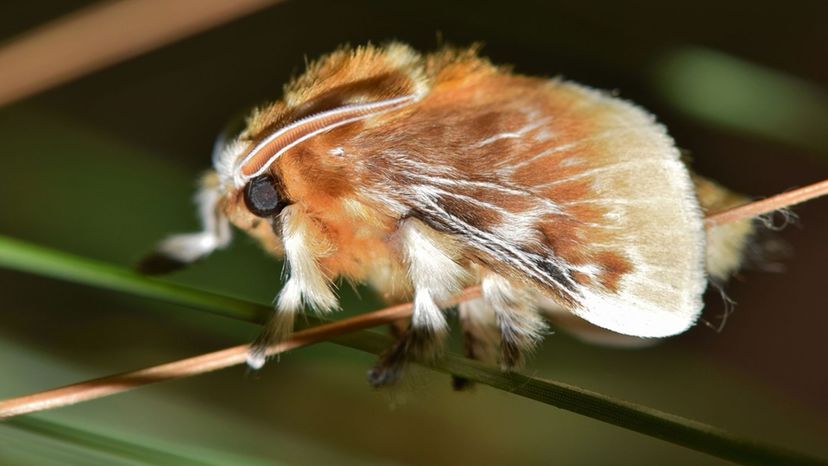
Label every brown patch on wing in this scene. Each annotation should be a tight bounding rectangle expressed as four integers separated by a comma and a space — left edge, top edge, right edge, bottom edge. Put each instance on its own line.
572, 271, 593, 286
433, 194, 503, 231
538, 204, 634, 294
594, 251, 634, 292
538, 219, 590, 266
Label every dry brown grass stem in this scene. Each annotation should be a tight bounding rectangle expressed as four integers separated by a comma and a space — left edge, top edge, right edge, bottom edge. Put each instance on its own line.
1, 177, 826, 420
0, 0, 281, 107
705, 178, 828, 227
0, 287, 481, 419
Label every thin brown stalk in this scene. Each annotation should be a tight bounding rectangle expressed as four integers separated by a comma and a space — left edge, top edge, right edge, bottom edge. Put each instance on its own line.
0, 287, 480, 419
705, 178, 828, 227
0, 0, 281, 107
1, 177, 826, 419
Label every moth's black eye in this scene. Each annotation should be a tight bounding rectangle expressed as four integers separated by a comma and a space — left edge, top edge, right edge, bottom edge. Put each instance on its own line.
244, 175, 288, 217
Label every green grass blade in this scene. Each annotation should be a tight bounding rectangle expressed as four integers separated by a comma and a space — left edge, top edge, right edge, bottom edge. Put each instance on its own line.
5, 417, 219, 466
438, 354, 826, 466
0, 234, 825, 466
0, 235, 269, 324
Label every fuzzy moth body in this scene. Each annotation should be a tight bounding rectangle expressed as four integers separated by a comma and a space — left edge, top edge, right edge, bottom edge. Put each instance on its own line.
144, 43, 754, 385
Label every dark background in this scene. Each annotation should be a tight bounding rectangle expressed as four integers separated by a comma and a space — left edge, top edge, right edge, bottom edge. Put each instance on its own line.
0, 1, 826, 464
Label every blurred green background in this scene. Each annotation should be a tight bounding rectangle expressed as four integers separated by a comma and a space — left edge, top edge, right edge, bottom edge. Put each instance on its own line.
0, 1, 826, 464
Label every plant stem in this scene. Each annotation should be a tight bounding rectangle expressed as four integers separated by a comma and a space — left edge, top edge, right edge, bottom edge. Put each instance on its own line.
0, 0, 282, 107
0, 288, 480, 419
705, 178, 828, 227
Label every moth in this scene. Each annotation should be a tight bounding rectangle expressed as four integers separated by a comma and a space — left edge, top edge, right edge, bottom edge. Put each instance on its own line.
142, 43, 753, 386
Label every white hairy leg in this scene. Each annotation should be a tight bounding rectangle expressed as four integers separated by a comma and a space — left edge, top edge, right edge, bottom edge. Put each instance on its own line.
481, 274, 548, 369
451, 297, 501, 390
139, 173, 231, 273
458, 298, 500, 364
246, 205, 337, 369
368, 218, 468, 386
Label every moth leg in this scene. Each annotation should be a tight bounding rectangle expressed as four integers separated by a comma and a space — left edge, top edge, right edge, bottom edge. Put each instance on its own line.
368, 290, 449, 387
452, 297, 500, 390
388, 318, 410, 340
246, 205, 337, 369
138, 172, 231, 274
368, 218, 467, 387
482, 274, 547, 370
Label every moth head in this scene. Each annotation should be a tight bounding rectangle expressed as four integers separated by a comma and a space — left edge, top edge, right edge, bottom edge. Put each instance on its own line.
141, 44, 430, 274
213, 43, 428, 229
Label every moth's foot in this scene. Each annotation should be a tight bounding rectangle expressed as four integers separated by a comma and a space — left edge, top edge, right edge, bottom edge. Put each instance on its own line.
136, 251, 189, 275
246, 311, 295, 370
367, 361, 405, 387
451, 375, 474, 391
499, 337, 523, 371
368, 326, 443, 387
245, 346, 268, 370
368, 331, 410, 387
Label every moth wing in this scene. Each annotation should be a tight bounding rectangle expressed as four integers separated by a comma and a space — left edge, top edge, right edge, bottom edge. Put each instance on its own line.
397, 81, 706, 338
536, 295, 659, 347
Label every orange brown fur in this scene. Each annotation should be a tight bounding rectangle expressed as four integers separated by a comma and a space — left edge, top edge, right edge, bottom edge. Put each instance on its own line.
224, 44, 690, 309
188, 43, 717, 377
148, 43, 762, 380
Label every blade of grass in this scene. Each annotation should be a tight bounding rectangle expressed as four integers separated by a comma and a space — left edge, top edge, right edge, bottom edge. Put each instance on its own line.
4, 416, 233, 466
0, 234, 269, 324
2, 183, 828, 465
434, 355, 827, 466
0, 0, 282, 108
